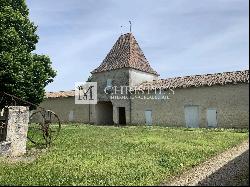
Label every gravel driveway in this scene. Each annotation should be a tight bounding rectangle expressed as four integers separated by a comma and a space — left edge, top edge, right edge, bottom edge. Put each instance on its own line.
163, 139, 249, 186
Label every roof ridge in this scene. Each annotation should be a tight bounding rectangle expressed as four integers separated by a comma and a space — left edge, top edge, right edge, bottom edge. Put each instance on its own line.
137, 70, 249, 90
128, 33, 132, 67
162, 69, 249, 81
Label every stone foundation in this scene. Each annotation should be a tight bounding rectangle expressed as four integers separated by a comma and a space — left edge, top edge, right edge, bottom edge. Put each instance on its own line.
0, 141, 11, 156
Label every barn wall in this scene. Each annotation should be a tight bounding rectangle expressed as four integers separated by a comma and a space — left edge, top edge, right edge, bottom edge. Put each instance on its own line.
41, 83, 249, 128
131, 83, 249, 128
39, 97, 93, 123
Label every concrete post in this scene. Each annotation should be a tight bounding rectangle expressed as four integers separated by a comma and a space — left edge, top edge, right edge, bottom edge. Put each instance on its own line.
6, 106, 29, 156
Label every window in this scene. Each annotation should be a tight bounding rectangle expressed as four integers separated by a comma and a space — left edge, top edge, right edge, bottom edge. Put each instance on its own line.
107, 79, 112, 87
145, 110, 152, 126
207, 108, 217, 128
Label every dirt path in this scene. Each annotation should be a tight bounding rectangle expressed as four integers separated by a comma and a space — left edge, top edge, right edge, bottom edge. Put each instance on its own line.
163, 139, 249, 186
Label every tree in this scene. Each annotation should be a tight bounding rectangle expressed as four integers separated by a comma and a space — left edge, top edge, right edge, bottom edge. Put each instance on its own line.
0, 0, 56, 109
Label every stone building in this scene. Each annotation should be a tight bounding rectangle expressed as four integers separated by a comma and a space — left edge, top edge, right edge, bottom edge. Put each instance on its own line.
41, 33, 249, 128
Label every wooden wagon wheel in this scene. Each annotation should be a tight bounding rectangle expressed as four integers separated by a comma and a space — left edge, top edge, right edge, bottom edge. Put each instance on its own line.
28, 110, 61, 146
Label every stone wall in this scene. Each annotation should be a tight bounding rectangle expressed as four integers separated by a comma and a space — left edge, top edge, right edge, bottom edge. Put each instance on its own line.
131, 83, 249, 128
91, 68, 158, 100
111, 98, 131, 124
41, 68, 159, 125
40, 76, 249, 128
40, 97, 93, 123
91, 68, 130, 101
91, 68, 158, 124
95, 102, 113, 124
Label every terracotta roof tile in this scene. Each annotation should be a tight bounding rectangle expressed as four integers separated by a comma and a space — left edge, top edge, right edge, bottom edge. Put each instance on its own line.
137, 70, 249, 90
45, 90, 75, 98
46, 70, 249, 98
91, 33, 159, 75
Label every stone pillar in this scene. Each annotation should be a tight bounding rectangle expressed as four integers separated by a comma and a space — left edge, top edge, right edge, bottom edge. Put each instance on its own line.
6, 106, 29, 157
113, 106, 118, 124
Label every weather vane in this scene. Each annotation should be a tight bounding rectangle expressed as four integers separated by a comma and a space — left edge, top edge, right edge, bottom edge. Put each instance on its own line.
120, 25, 123, 35
129, 21, 132, 32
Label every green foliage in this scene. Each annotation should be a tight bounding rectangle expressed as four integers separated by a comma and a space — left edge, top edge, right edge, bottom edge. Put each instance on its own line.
0, 0, 56, 108
0, 125, 248, 186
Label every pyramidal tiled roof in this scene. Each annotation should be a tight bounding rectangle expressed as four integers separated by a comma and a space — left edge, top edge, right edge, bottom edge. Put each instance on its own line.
91, 33, 159, 75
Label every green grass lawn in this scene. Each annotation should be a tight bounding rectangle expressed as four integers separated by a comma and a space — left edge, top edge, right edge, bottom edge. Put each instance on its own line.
0, 125, 248, 186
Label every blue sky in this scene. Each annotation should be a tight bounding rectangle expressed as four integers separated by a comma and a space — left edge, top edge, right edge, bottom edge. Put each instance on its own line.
26, 0, 249, 92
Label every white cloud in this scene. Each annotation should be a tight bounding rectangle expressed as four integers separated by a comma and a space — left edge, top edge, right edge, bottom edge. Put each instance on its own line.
26, 0, 249, 91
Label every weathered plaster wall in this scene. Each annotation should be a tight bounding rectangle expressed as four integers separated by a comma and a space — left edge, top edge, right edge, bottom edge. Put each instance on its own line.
40, 75, 248, 128
129, 69, 158, 86
40, 97, 93, 123
131, 83, 249, 128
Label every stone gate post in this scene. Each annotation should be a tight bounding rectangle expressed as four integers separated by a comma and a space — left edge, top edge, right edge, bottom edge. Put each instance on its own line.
6, 106, 29, 156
